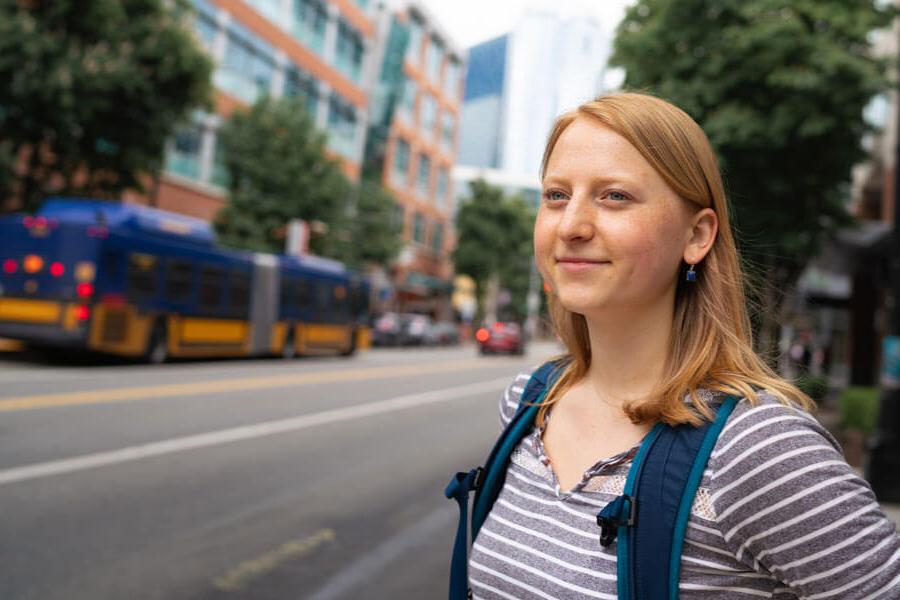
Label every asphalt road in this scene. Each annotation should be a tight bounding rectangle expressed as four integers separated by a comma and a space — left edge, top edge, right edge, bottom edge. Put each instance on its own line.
0, 341, 563, 600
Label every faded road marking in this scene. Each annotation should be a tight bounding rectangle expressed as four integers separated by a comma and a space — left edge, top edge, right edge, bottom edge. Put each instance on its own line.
213, 529, 336, 591
307, 505, 455, 600
0, 377, 508, 487
0, 358, 515, 412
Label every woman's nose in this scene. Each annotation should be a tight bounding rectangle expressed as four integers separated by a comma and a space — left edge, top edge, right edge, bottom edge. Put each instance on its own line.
557, 198, 595, 241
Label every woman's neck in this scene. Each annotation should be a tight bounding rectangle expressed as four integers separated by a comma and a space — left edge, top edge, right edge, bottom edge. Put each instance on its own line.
582, 296, 675, 408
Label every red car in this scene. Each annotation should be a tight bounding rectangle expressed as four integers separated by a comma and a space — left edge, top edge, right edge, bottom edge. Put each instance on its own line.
476, 322, 525, 355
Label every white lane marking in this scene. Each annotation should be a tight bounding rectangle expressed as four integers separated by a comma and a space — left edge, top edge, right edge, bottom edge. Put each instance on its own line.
305, 504, 456, 600
0, 377, 508, 487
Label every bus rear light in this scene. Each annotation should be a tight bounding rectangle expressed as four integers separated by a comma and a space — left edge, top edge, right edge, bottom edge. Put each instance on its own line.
23, 216, 34, 228
76, 283, 94, 298
50, 262, 65, 277
75, 262, 96, 282
74, 305, 91, 321
2, 259, 16, 274
100, 293, 125, 306
23, 255, 43, 273
86, 226, 108, 239
34, 216, 47, 229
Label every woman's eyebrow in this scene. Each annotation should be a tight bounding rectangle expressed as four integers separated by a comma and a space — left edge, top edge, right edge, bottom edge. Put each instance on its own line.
543, 173, 639, 187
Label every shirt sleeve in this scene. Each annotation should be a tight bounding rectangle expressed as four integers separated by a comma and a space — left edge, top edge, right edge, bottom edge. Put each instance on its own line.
708, 394, 900, 599
498, 368, 535, 431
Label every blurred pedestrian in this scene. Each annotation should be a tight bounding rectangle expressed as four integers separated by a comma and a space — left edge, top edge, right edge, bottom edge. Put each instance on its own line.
455, 93, 900, 599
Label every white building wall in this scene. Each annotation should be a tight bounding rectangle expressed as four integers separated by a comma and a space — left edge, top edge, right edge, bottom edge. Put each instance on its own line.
495, 13, 609, 179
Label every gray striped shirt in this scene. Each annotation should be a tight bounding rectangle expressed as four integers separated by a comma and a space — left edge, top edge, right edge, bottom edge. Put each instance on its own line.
469, 368, 900, 599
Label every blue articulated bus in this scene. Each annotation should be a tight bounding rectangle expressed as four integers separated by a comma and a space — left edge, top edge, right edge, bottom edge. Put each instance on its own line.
0, 198, 370, 362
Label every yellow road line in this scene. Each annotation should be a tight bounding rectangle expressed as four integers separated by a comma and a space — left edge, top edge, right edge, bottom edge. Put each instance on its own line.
0, 358, 514, 412
213, 529, 336, 591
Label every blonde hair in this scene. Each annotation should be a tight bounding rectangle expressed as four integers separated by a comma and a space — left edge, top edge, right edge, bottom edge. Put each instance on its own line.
537, 92, 812, 427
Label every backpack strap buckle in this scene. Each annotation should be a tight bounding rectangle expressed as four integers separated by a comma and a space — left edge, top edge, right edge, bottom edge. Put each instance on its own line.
596, 494, 637, 547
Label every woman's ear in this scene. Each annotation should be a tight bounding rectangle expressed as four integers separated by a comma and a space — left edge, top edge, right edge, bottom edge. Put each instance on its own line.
684, 208, 718, 264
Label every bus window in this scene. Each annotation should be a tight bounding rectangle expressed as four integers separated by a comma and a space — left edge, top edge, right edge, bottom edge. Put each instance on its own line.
166, 259, 194, 303
314, 282, 330, 310
296, 280, 311, 309
230, 271, 250, 315
279, 278, 294, 312
127, 253, 159, 301
199, 265, 225, 310
350, 286, 368, 318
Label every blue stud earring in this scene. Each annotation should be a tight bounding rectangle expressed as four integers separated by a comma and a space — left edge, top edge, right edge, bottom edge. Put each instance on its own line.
686, 263, 697, 282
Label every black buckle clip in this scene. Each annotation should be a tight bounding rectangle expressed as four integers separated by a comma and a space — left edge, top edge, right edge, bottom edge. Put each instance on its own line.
472, 466, 485, 491
596, 494, 636, 547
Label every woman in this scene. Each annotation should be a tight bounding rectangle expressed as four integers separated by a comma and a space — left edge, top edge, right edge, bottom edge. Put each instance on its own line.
467, 93, 900, 599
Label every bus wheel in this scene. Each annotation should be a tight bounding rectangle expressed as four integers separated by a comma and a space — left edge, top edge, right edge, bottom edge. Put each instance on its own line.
341, 330, 357, 357
281, 330, 296, 360
146, 322, 169, 365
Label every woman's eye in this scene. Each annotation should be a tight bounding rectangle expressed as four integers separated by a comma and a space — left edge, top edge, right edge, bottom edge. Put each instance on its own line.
606, 190, 629, 202
543, 190, 567, 202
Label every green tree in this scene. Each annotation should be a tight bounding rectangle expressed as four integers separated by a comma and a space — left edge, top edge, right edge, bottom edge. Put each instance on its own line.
611, 0, 892, 358
453, 179, 534, 322
215, 96, 351, 254
0, 0, 213, 212
320, 179, 403, 269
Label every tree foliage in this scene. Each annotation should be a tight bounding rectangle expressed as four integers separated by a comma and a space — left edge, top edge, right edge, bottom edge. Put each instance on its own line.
610, 0, 892, 353
320, 179, 403, 269
0, 0, 213, 212
216, 96, 402, 266
453, 179, 534, 320
215, 96, 351, 254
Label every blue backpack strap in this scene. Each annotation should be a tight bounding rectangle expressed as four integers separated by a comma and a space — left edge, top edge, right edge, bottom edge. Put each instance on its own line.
597, 394, 740, 600
444, 359, 566, 600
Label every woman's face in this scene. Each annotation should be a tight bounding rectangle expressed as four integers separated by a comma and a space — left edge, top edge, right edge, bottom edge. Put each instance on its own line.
535, 117, 696, 319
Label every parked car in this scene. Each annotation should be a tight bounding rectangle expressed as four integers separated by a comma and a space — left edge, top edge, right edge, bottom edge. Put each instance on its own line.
430, 321, 461, 346
401, 313, 433, 346
372, 312, 403, 346
476, 322, 525, 355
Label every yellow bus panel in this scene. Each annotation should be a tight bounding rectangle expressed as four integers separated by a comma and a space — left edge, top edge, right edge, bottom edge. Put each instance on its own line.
304, 324, 350, 346
180, 318, 248, 344
0, 298, 62, 323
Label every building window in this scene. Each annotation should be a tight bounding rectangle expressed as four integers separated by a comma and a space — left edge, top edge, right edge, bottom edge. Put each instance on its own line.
392, 138, 410, 188
392, 202, 405, 230
436, 167, 448, 206
246, 0, 281, 22
421, 93, 437, 137
292, 0, 328, 54
216, 23, 275, 104
426, 35, 443, 84
416, 153, 431, 197
166, 124, 203, 180
327, 94, 358, 159
283, 65, 319, 119
192, 0, 218, 52
445, 58, 460, 98
406, 15, 423, 65
210, 132, 230, 188
413, 212, 425, 243
431, 222, 443, 254
398, 75, 416, 119
441, 112, 455, 150
335, 20, 364, 82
